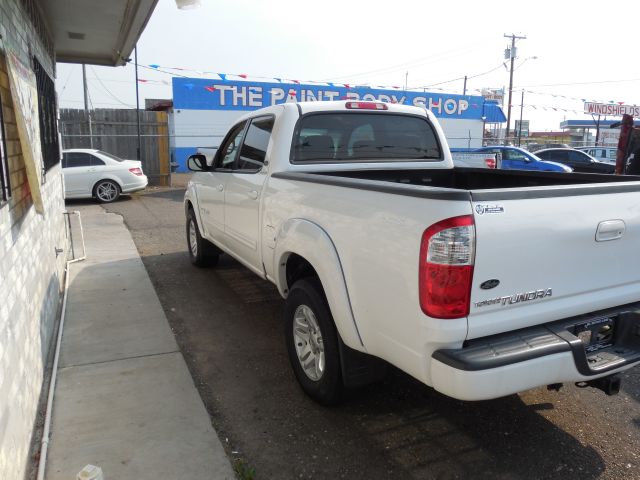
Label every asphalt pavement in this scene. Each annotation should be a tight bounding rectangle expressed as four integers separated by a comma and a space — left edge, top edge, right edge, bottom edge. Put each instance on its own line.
96, 181, 640, 480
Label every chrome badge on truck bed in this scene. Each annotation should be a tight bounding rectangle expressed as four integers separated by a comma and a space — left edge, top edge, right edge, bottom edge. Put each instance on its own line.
474, 288, 552, 308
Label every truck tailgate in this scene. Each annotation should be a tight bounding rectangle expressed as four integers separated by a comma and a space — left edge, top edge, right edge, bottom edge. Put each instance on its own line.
468, 187, 640, 339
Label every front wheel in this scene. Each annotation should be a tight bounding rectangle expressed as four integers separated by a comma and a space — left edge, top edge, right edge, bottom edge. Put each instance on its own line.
94, 180, 120, 203
186, 209, 219, 267
284, 278, 343, 405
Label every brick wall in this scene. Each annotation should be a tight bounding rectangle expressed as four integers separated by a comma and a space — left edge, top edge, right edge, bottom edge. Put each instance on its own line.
0, 1, 68, 479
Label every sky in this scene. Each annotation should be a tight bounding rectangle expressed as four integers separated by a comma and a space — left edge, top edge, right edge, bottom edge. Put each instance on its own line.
55, 0, 640, 133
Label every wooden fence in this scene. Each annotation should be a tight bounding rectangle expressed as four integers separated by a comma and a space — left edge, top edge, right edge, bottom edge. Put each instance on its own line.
59, 108, 171, 186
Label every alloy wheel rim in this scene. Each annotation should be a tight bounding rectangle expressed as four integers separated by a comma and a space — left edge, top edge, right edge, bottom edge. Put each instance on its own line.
293, 304, 324, 381
97, 182, 117, 201
189, 219, 198, 256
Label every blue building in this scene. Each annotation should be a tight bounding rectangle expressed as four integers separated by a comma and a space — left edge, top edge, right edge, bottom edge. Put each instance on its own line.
170, 77, 506, 172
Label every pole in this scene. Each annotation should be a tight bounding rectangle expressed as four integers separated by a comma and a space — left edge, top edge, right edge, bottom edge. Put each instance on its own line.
404, 71, 408, 91
463, 75, 467, 96
504, 33, 526, 144
135, 46, 141, 161
82, 64, 93, 148
595, 114, 601, 146
518, 89, 524, 147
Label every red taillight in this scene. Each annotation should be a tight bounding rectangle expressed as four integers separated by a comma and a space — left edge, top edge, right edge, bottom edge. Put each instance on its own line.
129, 167, 143, 176
484, 157, 497, 169
345, 101, 388, 110
419, 215, 475, 319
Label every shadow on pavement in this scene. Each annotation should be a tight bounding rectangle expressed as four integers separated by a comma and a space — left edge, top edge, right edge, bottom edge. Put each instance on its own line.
138, 249, 608, 480
141, 188, 185, 202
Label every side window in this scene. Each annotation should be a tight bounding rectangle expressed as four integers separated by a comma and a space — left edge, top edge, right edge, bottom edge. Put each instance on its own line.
215, 121, 247, 169
568, 150, 589, 163
236, 116, 274, 171
90, 156, 105, 166
504, 150, 526, 161
63, 152, 93, 167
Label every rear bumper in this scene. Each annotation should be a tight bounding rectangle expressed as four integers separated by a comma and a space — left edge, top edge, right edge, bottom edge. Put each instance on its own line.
121, 175, 148, 193
431, 304, 640, 400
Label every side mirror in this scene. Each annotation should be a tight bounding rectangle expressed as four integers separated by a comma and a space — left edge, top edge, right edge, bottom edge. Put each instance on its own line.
187, 154, 208, 171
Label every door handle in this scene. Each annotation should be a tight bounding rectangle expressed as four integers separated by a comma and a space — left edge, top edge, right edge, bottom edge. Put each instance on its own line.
247, 190, 259, 200
217, 184, 224, 192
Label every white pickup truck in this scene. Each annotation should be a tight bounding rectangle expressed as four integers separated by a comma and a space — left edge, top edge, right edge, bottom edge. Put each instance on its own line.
184, 100, 640, 405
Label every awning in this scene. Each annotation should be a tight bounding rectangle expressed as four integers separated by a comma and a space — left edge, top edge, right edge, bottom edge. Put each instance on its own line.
39, 0, 159, 66
482, 100, 507, 123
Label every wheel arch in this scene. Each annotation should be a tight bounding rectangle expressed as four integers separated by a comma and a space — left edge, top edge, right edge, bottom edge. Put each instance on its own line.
92, 176, 123, 194
274, 218, 364, 350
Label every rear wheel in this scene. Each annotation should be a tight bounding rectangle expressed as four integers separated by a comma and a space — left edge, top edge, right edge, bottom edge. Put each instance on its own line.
284, 277, 343, 405
186, 208, 219, 267
94, 180, 120, 203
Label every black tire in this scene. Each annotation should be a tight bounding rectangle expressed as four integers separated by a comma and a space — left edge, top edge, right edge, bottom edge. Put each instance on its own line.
186, 208, 220, 267
284, 277, 343, 405
94, 179, 121, 203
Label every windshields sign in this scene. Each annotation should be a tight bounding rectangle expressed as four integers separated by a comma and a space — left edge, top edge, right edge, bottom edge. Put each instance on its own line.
584, 102, 640, 117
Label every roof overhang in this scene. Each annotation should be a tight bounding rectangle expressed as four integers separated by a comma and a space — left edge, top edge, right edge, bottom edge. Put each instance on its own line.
38, 0, 159, 66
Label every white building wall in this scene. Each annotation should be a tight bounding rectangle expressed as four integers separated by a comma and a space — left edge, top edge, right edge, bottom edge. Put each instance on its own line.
438, 118, 484, 149
173, 109, 243, 148
0, 1, 68, 479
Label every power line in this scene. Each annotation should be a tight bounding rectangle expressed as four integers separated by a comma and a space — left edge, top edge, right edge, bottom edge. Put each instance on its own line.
413, 62, 506, 89
139, 64, 192, 78
517, 77, 640, 88
89, 66, 136, 107
59, 65, 76, 95
323, 40, 493, 82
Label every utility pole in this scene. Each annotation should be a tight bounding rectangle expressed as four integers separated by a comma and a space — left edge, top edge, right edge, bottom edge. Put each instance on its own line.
134, 46, 141, 161
518, 89, 524, 146
463, 75, 467, 96
504, 33, 526, 144
82, 64, 93, 148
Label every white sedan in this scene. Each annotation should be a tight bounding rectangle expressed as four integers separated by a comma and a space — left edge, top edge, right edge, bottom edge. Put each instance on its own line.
61, 149, 148, 203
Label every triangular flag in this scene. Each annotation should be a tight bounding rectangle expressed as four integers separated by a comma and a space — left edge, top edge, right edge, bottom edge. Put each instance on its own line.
149, 64, 160, 69
218, 73, 227, 81
205, 86, 216, 92
238, 74, 248, 79
274, 77, 282, 83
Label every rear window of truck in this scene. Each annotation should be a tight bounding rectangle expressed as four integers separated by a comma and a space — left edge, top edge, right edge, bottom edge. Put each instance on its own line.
291, 113, 442, 163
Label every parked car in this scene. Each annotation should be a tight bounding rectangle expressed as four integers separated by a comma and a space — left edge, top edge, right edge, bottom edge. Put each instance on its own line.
536, 148, 615, 173
527, 143, 570, 152
577, 146, 617, 164
62, 149, 148, 203
473, 146, 572, 172
185, 100, 640, 405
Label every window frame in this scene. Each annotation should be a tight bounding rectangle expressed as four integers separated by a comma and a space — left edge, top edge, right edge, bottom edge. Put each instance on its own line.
62, 151, 94, 168
212, 120, 248, 171
233, 115, 275, 173
289, 111, 444, 165
33, 56, 60, 172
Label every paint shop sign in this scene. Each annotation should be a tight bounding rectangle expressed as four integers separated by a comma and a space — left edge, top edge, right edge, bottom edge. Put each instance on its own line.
173, 78, 483, 119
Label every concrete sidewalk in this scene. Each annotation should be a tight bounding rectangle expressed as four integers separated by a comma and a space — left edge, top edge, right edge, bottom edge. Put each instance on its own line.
46, 205, 235, 479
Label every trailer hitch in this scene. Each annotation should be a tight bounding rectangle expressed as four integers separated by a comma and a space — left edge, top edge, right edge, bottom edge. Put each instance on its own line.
576, 374, 621, 396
